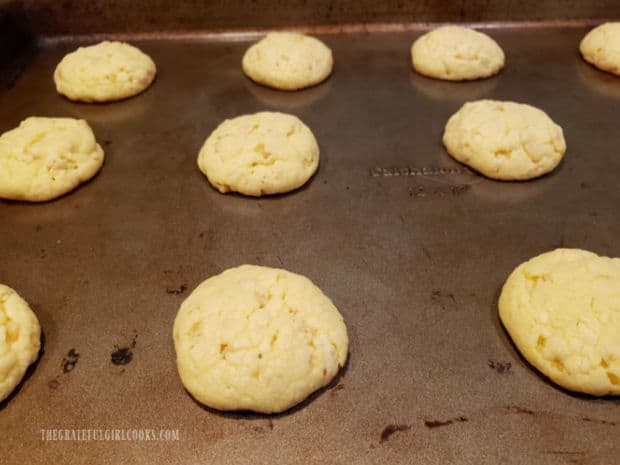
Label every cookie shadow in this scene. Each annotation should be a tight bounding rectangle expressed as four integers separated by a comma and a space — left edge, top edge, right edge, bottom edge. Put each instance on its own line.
244, 75, 332, 109
462, 157, 565, 184
0, 330, 45, 411
187, 351, 351, 420
491, 284, 619, 403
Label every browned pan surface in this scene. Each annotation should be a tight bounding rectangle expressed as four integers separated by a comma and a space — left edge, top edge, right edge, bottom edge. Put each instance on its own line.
0, 25, 619, 464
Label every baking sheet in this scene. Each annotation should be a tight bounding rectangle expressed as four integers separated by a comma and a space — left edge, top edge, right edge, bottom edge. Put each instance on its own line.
1, 26, 619, 464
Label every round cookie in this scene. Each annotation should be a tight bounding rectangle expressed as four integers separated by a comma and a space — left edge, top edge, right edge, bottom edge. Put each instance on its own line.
580, 22, 620, 76
242, 32, 333, 90
197, 111, 319, 196
173, 265, 349, 414
0, 117, 104, 202
442, 100, 566, 180
411, 26, 505, 81
499, 249, 620, 396
0, 285, 41, 402
54, 41, 156, 102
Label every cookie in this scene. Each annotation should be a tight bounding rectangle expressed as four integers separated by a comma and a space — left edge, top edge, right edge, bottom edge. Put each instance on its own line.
54, 41, 156, 102
173, 265, 349, 414
0, 117, 104, 202
442, 100, 566, 180
580, 22, 620, 76
0, 285, 41, 402
242, 32, 333, 90
499, 249, 620, 396
411, 26, 505, 81
197, 111, 319, 196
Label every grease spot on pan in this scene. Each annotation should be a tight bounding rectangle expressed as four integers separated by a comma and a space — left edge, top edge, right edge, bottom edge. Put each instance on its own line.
251, 419, 274, 434
581, 417, 616, 426
163, 267, 189, 295
380, 424, 411, 443
47, 378, 60, 390
488, 360, 512, 374
331, 383, 345, 394
504, 405, 536, 415
424, 416, 468, 429
166, 283, 187, 295
111, 331, 138, 366
62, 348, 80, 373
111, 347, 133, 365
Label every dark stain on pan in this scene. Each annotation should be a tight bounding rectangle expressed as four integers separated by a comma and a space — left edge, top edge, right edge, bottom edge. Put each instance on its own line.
543, 450, 586, 465
331, 383, 345, 394
35, 224, 42, 232
166, 283, 187, 295
111, 331, 138, 366
504, 405, 536, 415
252, 419, 274, 434
164, 267, 190, 295
431, 290, 457, 308
61, 348, 80, 373
436, 290, 456, 302
450, 184, 471, 196
488, 360, 512, 374
47, 377, 60, 390
102, 139, 113, 147
424, 416, 468, 429
380, 424, 411, 443
111, 348, 133, 365
580, 182, 590, 189
581, 417, 617, 426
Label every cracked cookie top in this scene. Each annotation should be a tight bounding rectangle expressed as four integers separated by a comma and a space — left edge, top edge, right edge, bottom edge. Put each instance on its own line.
443, 100, 566, 180
173, 265, 348, 413
54, 41, 156, 103
499, 249, 620, 396
197, 112, 319, 196
242, 33, 333, 90
0, 117, 104, 202
411, 26, 504, 81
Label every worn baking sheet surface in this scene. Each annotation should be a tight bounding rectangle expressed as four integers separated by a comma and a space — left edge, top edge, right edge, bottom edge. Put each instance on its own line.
13, 0, 620, 35
1, 26, 619, 464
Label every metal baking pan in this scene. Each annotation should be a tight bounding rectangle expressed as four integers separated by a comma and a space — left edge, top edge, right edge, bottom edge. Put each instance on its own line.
1, 2, 619, 463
